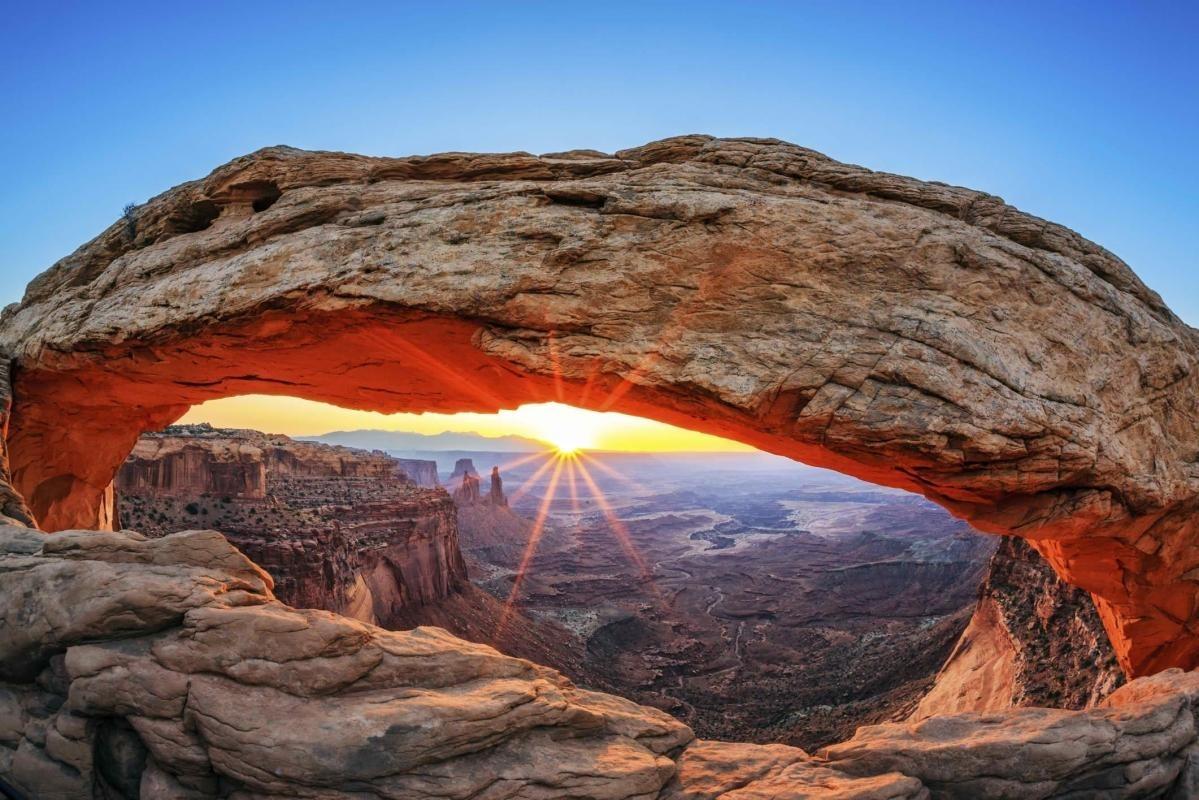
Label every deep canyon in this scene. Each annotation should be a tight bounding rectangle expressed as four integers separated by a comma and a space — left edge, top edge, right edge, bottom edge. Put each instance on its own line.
116, 426, 1016, 750
3, 135, 1199, 798
110, 427, 1009, 751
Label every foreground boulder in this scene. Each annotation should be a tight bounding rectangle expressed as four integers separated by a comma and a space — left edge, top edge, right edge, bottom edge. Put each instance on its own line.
5, 525, 1199, 798
1, 526, 932, 799
3, 136, 1199, 677
824, 670, 1199, 799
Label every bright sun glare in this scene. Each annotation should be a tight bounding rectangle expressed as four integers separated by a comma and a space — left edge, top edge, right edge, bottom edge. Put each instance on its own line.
178, 397, 756, 452
528, 403, 598, 454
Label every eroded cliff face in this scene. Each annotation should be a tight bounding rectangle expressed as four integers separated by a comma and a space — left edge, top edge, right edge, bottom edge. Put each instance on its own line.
3, 135, 1199, 797
116, 424, 468, 624
915, 536, 1126, 719
115, 426, 591, 683
3, 525, 1199, 800
2, 136, 1197, 675
393, 457, 439, 487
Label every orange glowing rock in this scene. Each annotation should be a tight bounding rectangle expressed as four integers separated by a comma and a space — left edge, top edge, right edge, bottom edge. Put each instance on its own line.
2, 135, 1198, 687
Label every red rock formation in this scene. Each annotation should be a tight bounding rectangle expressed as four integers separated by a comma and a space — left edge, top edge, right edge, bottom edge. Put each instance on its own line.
489, 466, 507, 507
451, 471, 482, 504
394, 457, 439, 487
3, 137, 1196, 677
116, 425, 468, 624
914, 536, 1126, 718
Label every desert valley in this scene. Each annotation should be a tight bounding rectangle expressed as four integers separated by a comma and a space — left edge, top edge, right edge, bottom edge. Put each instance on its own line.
114, 421, 1122, 752
2, 131, 1197, 799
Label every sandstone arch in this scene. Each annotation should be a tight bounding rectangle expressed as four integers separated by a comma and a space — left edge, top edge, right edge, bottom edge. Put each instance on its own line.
2, 135, 1197, 681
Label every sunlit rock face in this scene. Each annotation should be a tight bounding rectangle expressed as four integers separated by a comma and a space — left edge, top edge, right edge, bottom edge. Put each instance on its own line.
2, 136, 1196, 676
2, 135, 1199, 796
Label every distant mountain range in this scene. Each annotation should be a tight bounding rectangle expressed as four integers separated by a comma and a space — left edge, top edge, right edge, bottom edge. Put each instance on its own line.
308, 429, 547, 453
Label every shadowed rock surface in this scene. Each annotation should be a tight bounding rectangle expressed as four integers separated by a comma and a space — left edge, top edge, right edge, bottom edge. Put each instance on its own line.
3, 135, 1199, 796
117, 424, 468, 620
2, 136, 1198, 675
915, 536, 1125, 719
0, 525, 1197, 799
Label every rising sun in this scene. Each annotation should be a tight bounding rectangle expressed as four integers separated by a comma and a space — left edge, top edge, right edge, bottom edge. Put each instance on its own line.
529, 403, 598, 455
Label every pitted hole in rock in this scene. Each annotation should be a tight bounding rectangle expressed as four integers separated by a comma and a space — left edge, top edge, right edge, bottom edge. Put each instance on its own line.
219, 179, 282, 214
165, 198, 220, 235
250, 184, 282, 213
95, 718, 148, 799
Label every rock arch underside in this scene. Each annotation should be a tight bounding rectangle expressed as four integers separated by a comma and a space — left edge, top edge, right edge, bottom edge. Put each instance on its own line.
3, 136, 1199, 798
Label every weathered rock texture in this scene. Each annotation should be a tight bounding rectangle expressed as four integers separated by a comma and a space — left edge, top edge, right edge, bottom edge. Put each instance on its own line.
116, 424, 469, 624
823, 668, 1199, 799
1, 136, 1196, 676
0, 526, 693, 799
914, 535, 1126, 718
114, 425, 589, 680
3, 524, 1199, 799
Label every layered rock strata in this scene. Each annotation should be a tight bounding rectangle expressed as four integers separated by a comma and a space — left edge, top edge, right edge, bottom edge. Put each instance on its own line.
115, 425, 592, 682
119, 423, 402, 498
393, 457, 440, 487
2, 525, 1199, 799
2, 137, 1197, 675
116, 425, 468, 624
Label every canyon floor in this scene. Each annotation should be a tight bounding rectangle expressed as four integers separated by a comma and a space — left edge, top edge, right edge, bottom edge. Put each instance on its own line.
419, 449, 998, 750
118, 427, 999, 751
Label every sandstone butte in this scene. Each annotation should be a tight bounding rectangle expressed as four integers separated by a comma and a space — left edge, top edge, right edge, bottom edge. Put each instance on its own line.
2, 135, 1199, 797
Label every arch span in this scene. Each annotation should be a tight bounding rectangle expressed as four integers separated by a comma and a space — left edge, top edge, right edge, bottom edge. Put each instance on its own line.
2, 135, 1198, 678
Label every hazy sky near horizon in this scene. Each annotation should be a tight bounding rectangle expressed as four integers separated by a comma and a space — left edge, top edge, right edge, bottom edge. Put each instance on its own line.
178, 397, 757, 452
5, 1, 1197, 450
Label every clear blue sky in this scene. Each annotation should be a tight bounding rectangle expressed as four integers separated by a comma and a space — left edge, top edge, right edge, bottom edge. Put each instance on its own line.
3, 2, 1196, 319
